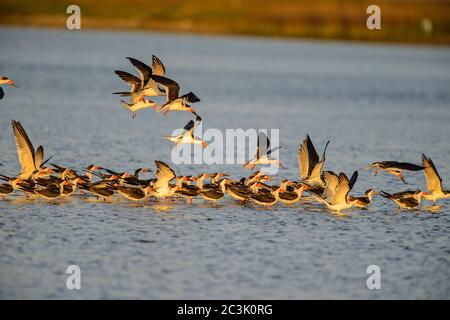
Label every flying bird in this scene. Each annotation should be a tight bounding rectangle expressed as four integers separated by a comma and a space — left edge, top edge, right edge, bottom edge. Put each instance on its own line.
243, 132, 284, 170
150, 75, 200, 116
298, 135, 330, 187
113, 55, 167, 98
367, 161, 423, 184
164, 115, 207, 147
120, 98, 158, 119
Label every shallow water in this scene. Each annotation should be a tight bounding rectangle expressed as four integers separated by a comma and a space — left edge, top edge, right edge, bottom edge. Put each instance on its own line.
0, 27, 449, 299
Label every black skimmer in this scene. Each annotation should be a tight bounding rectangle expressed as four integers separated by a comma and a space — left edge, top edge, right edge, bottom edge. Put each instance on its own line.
313, 171, 359, 213
198, 179, 228, 203
347, 189, 378, 208
298, 135, 330, 187
115, 184, 152, 204
380, 190, 427, 209
278, 182, 307, 205
126, 56, 167, 97
11, 120, 53, 179
225, 181, 252, 204
0, 183, 14, 199
0, 76, 18, 100
148, 160, 178, 199
420, 154, 450, 205
85, 181, 115, 201
120, 98, 158, 119
243, 132, 284, 170
150, 75, 200, 116
367, 161, 424, 184
33, 181, 72, 200
164, 115, 207, 147
250, 183, 281, 207
0, 175, 35, 196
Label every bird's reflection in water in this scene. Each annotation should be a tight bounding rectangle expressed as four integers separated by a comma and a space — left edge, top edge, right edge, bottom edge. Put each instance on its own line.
151, 203, 174, 213
422, 205, 442, 213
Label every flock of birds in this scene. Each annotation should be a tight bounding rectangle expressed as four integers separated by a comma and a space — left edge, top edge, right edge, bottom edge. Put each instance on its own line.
1, 54, 449, 213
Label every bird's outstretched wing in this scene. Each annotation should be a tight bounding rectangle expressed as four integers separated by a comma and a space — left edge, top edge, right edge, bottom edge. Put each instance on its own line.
322, 171, 339, 201
114, 70, 142, 92
11, 120, 36, 177
35, 145, 44, 169
298, 134, 319, 180
256, 132, 270, 159
395, 162, 424, 171
150, 75, 180, 101
180, 92, 201, 103
152, 55, 166, 76
154, 160, 176, 189
422, 154, 443, 193
127, 57, 152, 85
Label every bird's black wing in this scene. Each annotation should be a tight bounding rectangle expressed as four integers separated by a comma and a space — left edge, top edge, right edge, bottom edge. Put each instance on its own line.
396, 162, 424, 171
150, 75, 180, 101
0, 87, 4, 100
127, 57, 152, 85
180, 92, 201, 103
348, 170, 358, 191
114, 70, 142, 92
183, 120, 195, 132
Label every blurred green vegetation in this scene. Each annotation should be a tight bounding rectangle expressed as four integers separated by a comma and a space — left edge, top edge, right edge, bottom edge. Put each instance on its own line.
1, 0, 449, 44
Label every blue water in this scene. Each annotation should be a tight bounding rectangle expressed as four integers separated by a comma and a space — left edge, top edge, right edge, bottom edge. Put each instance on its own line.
0, 27, 449, 299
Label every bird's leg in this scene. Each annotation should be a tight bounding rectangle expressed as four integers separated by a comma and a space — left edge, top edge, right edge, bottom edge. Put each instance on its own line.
278, 160, 286, 169
398, 173, 407, 184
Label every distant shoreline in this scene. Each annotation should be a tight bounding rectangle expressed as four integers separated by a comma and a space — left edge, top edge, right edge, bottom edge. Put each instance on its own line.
1, 20, 449, 48
1, 0, 449, 46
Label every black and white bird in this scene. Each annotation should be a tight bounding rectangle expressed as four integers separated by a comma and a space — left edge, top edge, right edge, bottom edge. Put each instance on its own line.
113, 55, 166, 98
421, 154, 450, 205
347, 189, 378, 208
298, 135, 330, 187
148, 160, 178, 199
164, 115, 207, 147
313, 171, 359, 213
0, 76, 18, 100
243, 132, 284, 170
150, 75, 200, 116
380, 190, 426, 209
367, 161, 424, 184
11, 120, 53, 179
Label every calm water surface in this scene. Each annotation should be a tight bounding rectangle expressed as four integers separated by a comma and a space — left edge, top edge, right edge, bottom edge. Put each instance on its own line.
0, 27, 449, 299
